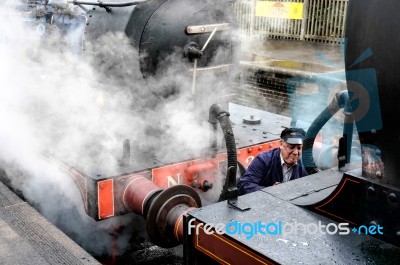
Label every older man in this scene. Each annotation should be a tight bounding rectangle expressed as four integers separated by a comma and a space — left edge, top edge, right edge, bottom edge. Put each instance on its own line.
237, 128, 308, 195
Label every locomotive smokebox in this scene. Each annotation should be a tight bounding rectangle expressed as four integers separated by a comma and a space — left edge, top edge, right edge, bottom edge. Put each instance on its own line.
83, 0, 237, 84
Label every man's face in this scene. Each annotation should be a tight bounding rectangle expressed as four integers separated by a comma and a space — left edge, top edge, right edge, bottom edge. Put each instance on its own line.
280, 139, 302, 165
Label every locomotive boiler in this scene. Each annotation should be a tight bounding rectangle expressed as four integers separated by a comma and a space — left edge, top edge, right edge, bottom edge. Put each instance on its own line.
28, 0, 238, 98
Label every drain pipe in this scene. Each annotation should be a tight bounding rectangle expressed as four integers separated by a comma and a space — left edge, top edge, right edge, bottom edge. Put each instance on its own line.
302, 90, 353, 173
209, 104, 249, 211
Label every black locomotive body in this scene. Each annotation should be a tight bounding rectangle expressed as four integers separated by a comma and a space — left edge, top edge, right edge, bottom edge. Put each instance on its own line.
2, 0, 400, 264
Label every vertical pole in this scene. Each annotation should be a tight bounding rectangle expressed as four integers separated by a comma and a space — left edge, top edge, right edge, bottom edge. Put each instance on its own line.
300, 0, 309, 40
250, 0, 256, 37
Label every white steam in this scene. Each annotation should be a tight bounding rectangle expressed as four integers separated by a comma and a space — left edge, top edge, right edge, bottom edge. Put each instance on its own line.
0, 0, 235, 258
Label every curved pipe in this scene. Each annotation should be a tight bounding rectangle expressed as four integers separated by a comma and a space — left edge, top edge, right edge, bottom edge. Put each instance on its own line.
68, 0, 149, 7
302, 91, 352, 174
208, 104, 238, 202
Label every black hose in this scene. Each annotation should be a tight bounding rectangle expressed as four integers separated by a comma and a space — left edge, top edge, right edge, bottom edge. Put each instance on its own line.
302, 91, 349, 174
208, 104, 238, 202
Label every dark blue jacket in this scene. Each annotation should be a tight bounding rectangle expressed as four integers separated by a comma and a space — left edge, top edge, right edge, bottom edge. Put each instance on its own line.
237, 148, 308, 195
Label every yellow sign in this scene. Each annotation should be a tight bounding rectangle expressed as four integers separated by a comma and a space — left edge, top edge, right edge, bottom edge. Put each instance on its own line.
256, 1, 304, 20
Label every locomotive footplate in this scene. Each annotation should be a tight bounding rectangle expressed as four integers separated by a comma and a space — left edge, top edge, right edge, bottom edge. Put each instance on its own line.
184, 168, 400, 264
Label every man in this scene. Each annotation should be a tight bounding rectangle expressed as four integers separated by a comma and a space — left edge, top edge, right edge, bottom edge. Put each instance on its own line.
237, 127, 308, 195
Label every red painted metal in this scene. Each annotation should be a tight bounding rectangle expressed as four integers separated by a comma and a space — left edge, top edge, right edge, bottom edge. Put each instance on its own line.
98, 179, 114, 219
151, 140, 281, 190
237, 140, 281, 168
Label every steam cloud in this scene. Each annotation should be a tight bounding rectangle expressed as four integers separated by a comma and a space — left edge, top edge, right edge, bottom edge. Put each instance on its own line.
0, 0, 236, 258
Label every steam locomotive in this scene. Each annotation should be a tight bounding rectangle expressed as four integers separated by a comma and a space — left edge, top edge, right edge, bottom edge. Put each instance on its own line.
2, 0, 255, 259
2, 0, 400, 264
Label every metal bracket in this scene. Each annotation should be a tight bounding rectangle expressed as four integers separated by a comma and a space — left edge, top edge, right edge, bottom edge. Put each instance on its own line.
186, 23, 230, 34
228, 196, 250, 211
226, 167, 250, 211
338, 136, 347, 169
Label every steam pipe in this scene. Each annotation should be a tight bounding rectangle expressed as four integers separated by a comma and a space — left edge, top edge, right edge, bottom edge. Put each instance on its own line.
121, 139, 130, 166
68, 0, 149, 7
302, 91, 352, 174
208, 104, 238, 204
68, 0, 149, 11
